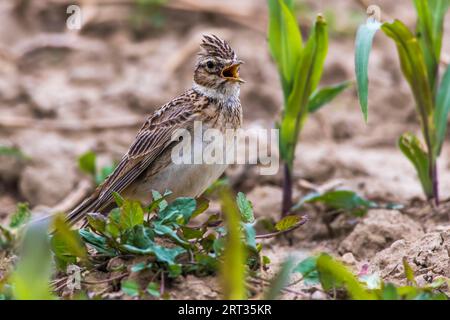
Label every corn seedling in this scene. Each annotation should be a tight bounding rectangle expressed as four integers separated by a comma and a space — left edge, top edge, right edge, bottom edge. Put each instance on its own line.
355, 0, 450, 205
267, 0, 350, 216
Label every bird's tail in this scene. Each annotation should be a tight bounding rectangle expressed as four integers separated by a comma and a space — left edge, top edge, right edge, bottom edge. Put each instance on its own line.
66, 196, 99, 226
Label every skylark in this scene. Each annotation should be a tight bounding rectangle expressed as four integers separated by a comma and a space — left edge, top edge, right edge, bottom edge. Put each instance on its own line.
67, 35, 244, 225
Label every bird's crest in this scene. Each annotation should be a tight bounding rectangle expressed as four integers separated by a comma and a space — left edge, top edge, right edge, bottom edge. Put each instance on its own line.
199, 34, 236, 60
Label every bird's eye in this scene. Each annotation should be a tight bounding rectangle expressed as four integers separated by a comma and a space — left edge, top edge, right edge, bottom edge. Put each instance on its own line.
206, 61, 215, 69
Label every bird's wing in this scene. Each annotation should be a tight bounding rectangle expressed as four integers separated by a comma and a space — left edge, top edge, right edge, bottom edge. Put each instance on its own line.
97, 94, 202, 205
67, 91, 204, 224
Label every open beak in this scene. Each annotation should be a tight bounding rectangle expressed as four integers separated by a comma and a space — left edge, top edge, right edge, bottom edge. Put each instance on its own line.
221, 60, 245, 83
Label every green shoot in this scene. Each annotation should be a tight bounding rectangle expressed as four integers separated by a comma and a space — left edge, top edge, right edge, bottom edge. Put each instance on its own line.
267, 0, 350, 215
354, 0, 450, 205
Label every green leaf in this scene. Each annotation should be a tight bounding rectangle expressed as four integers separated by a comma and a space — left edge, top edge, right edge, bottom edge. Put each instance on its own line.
398, 133, 433, 198
265, 257, 295, 300
434, 64, 450, 155
195, 252, 220, 272
275, 215, 301, 231
243, 223, 257, 250
402, 257, 417, 285
79, 229, 116, 256
112, 192, 124, 207
147, 245, 185, 265
122, 243, 185, 265
213, 237, 226, 256
51, 214, 87, 262
262, 255, 271, 266
125, 225, 154, 249
354, 18, 381, 122
236, 192, 255, 223
96, 165, 115, 185
11, 219, 56, 300
382, 283, 399, 300
0, 145, 30, 160
316, 253, 376, 300
381, 20, 435, 149
168, 264, 182, 278
78, 151, 96, 177
303, 190, 376, 217
293, 256, 320, 286
86, 212, 107, 233
121, 280, 140, 297
219, 188, 247, 300
0, 225, 13, 249
267, 0, 303, 95
192, 197, 210, 218
0, 145, 27, 159
428, 0, 449, 66
51, 235, 77, 269
120, 200, 144, 230
280, 14, 328, 165
158, 197, 196, 224
307, 81, 352, 113
150, 190, 171, 211
413, 0, 449, 91
131, 262, 148, 273
9, 203, 31, 229
181, 226, 204, 240
152, 223, 187, 244
146, 282, 161, 297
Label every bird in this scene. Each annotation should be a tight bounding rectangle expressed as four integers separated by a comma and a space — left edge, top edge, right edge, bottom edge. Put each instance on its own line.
66, 35, 244, 226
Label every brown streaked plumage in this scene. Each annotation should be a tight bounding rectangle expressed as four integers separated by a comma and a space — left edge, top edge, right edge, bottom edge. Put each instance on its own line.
67, 35, 243, 225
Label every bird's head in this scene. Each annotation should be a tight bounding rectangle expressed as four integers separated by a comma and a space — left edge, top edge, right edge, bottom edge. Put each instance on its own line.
193, 35, 244, 96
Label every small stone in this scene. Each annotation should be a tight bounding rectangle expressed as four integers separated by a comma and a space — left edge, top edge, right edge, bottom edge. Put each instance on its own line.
311, 290, 327, 300
341, 252, 357, 266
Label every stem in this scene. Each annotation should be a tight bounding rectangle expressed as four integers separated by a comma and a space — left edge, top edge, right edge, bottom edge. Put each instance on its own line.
255, 215, 308, 239
431, 160, 439, 206
282, 163, 293, 217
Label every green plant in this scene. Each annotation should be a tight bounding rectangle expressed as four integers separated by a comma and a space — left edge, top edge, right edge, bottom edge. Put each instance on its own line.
9, 219, 56, 300
78, 190, 264, 287
219, 189, 248, 300
78, 151, 116, 185
267, 0, 350, 216
355, 0, 450, 205
0, 145, 28, 160
0, 203, 31, 250
293, 253, 448, 300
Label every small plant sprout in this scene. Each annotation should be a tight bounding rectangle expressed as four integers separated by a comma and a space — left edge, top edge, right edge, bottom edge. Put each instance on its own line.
267, 0, 351, 216
355, 0, 450, 205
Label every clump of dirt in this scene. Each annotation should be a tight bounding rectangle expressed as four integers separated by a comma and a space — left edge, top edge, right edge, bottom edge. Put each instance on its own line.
170, 275, 221, 300
339, 209, 424, 260
370, 229, 450, 287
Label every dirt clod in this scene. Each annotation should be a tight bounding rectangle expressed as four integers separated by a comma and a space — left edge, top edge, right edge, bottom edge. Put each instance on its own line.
371, 229, 450, 286
339, 209, 424, 260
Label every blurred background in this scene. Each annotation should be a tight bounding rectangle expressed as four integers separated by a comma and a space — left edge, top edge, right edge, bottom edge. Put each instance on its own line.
0, 0, 449, 226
